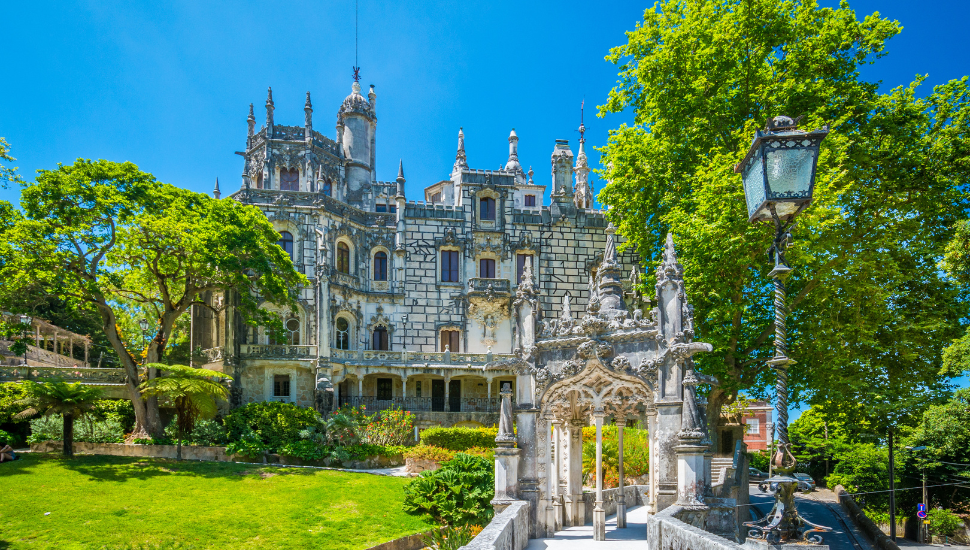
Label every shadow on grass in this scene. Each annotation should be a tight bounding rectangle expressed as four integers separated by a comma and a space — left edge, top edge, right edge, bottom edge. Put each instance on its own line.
22, 452, 323, 483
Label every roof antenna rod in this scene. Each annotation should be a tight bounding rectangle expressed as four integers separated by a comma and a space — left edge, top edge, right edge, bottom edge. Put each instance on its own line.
578, 97, 586, 142
352, 0, 361, 82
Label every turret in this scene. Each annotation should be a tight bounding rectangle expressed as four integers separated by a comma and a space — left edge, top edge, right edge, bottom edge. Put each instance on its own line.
304, 92, 313, 141
551, 140, 574, 197
337, 81, 377, 207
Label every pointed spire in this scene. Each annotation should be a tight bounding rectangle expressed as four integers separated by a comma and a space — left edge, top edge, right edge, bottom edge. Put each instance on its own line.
574, 100, 592, 209
265, 87, 275, 136
657, 233, 685, 287
453, 127, 468, 173
304, 91, 313, 140
397, 159, 405, 181
505, 128, 522, 175
213, 177, 221, 199
246, 103, 255, 147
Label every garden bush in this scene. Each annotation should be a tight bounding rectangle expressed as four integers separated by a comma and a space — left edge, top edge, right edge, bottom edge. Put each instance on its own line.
404, 445, 494, 463
27, 414, 125, 444
748, 450, 771, 472
223, 401, 323, 452
825, 443, 894, 511
92, 399, 136, 433
581, 425, 649, 488
420, 426, 497, 450
928, 508, 963, 542
0, 428, 18, 447
403, 452, 494, 526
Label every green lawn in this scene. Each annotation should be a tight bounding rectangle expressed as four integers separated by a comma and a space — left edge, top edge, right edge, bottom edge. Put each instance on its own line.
0, 453, 434, 550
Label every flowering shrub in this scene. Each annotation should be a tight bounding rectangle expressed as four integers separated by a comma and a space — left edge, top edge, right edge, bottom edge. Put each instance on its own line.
362, 407, 415, 446
404, 445, 493, 463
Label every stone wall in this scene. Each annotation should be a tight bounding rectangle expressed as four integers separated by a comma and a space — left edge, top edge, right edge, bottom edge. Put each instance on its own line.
460, 500, 530, 550
646, 505, 744, 550
30, 441, 230, 461
581, 485, 646, 525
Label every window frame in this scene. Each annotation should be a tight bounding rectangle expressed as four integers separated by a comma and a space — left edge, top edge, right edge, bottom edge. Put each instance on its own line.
337, 242, 351, 274
278, 231, 294, 259
524, 194, 536, 207
273, 374, 291, 398
479, 197, 496, 220
440, 329, 460, 352
441, 250, 460, 282
373, 251, 388, 281
372, 326, 389, 351
280, 168, 300, 191
479, 258, 496, 279
335, 317, 352, 350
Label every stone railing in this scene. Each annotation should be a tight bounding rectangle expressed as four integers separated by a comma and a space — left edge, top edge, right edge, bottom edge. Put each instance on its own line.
0, 341, 89, 369
338, 396, 506, 413
460, 500, 530, 550
467, 278, 511, 296
0, 365, 126, 385
328, 348, 514, 366
646, 505, 743, 550
239, 344, 317, 359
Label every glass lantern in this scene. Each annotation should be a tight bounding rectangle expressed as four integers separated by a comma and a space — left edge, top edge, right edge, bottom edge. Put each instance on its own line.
735, 116, 828, 223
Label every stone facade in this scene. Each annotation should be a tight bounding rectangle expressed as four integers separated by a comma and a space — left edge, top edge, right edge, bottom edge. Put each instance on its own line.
194, 83, 638, 426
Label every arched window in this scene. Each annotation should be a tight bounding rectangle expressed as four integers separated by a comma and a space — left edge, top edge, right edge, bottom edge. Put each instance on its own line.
322, 179, 332, 197
373, 251, 388, 281
278, 231, 294, 259
285, 317, 300, 345
480, 197, 496, 220
256, 172, 263, 189
372, 327, 389, 350
280, 168, 300, 191
337, 242, 350, 273
336, 317, 351, 350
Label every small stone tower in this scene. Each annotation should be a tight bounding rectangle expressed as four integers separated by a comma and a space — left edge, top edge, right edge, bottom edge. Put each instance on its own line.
336, 81, 377, 206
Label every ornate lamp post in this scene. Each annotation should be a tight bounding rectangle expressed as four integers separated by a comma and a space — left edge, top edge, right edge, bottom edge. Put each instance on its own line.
19, 314, 33, 366
736, 116, 831, 545
138, 318, 150, 367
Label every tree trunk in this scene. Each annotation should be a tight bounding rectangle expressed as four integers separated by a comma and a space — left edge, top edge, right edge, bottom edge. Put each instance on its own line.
63, 413, 74, 458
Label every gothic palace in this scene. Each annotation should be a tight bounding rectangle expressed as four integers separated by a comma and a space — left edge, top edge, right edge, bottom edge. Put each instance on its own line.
193, 81, 640, 427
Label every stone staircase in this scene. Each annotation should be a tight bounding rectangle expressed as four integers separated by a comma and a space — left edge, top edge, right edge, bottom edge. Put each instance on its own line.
711, 457, 735, 486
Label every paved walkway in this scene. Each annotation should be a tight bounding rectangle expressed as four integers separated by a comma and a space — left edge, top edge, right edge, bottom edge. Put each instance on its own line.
751, 487, 873, 550
525, 505, 649, 549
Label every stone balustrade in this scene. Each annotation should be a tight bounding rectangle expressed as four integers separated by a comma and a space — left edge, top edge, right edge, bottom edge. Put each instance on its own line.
460, 500, 530, 550
328, 348, 512, 366
646, 505, 743, 550
0, 365, 126, 385
239, 344, 317, 359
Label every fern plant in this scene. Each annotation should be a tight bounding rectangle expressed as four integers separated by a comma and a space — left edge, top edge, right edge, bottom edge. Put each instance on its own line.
140, 364, 229, 461
16, 380, 104, 457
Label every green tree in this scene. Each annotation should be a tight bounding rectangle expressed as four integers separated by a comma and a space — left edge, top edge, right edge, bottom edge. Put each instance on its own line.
14, 380, 103, 457
0, 137, 24, 189
140, 363, 229, 461
927, 508, 963, 544
597, 0, 970, 441
825, 443, 895, 511
904, 388, 970, 512
0, 159, 308, 436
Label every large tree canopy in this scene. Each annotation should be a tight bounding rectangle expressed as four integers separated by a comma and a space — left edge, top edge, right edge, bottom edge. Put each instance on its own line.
597, 0, 970, 435
0, 159, 308, 436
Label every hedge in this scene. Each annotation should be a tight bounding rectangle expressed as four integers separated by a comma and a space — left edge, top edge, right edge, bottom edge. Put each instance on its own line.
420, 426, 497, 450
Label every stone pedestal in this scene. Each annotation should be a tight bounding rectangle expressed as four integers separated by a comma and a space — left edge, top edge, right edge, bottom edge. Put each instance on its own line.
593, 506, 606, 541
492, 446, 521, 513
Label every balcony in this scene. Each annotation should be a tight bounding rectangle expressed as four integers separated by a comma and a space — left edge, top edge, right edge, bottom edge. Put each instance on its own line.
466, 278, 511, 303
337, 395, 510, 414
328, 348, 513, 367
240, 344, 317, 360
0, 365, 126, 385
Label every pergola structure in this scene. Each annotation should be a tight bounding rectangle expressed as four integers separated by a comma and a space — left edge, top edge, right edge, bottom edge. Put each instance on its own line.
492, 225, 721, 541
1, 314, 93, 368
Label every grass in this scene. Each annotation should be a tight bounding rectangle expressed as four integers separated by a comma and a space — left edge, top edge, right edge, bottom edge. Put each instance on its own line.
0, 453, 435, 550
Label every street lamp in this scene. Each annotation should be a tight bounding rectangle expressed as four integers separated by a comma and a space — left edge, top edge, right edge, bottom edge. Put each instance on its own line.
738, 116, 830, 545
138, 318, 150, 367
18, 314, 32, 366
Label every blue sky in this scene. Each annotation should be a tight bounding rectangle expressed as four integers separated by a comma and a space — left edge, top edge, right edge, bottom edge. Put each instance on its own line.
2, 0, 968, 207
2, 1, 969, 418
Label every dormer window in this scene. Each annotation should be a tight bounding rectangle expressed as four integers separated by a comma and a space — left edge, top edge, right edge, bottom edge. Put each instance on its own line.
525, 195, 536, 207
280, 168, 299, 191
480, 197, 496, 220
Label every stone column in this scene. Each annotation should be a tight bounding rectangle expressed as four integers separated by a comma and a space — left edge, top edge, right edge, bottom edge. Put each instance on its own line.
551, 420, 563, 533
564, 418, 585, 527
492, 388, 521, 514
647, 409, 659, 513
444, 375, 451, 412
333, 381, 341, 412
593, 410, 607, 541
515, 364, 539, 538
358, 377, 363, 400
616, 417, 627, 528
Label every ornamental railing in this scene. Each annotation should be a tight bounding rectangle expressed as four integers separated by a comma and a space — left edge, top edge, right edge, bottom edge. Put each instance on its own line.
240, 344, 317, 359
328, 348, 514, 365
337, 395, 508, 413
0, 341, 90, 369
467, 278, 511, 295
0, 365, 126, 385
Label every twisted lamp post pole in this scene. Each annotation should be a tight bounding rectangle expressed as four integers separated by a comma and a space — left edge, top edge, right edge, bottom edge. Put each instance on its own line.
736, 115, 831, 545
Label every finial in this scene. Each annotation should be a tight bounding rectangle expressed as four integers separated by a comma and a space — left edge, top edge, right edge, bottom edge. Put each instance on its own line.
578, 98, 586, 143
454, 127, 468, 172
248, 103, 255, 120
528, 166, 534, 184
305, 91, 312, 109
266, 87, 274, 105
353, 66, 361, 82
213, 177, 221, 199
397, 159, 405, 181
